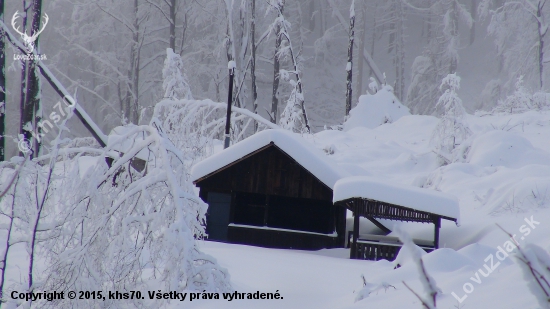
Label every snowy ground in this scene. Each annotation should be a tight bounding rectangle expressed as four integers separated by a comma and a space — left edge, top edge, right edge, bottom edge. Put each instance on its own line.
191, 107, 550, 309
3, 105, 550, 308
180, 230, 546, 309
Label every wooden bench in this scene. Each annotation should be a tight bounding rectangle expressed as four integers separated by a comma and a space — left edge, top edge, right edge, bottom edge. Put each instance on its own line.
347, 232, 434, 261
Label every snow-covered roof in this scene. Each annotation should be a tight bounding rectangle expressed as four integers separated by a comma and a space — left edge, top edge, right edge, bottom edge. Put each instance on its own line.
191, 129, 349, 188
333, 176, 459, 221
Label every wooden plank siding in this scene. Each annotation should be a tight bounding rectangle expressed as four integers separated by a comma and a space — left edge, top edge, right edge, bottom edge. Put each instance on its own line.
196, 143, 332, 201
195, 143, 346, 250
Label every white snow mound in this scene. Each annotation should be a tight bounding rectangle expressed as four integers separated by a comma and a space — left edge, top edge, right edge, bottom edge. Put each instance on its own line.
344, 85, 410, 130
468, 130, 550, 168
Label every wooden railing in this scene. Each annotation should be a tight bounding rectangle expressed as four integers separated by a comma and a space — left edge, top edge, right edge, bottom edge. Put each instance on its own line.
347, 232, 434, 261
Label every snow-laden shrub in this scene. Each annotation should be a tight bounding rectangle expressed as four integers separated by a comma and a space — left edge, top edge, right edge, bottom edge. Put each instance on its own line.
279, 80, 308, 133
355, 279, 395, 302
1, 123, 231, 309
476, 79, 501, 111
431, 73, 472, 164
163, 48, 193, 100
56, 123, 230, 301
491, 76, 550, 114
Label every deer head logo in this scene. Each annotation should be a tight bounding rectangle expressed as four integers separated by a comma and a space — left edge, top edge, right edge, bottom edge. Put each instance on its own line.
11, 11, 49, 54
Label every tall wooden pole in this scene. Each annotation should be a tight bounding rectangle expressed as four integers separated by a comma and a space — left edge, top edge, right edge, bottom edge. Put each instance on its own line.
0, 0, 5, 161
224, 63, 235, 149
434, 217, 441, 249
352, 211, 360, 259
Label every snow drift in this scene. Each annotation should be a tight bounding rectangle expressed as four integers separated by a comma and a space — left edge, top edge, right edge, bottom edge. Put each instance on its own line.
344, 85, 410, 130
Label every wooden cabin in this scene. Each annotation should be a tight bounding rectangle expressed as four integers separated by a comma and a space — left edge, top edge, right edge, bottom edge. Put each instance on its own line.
191, 130, 460, 258
191, 130, 348, 250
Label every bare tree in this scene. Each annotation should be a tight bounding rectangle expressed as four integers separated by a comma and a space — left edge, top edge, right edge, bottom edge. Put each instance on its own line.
26, 0, 44, 155
481, 0, 549, 90
0, 0, 4, 162
0, 159, 24, 308
18, 0, 31, 156
251, 0, 258, 131
406, 0, 472, 115
385, 0, 406, 101
355, 1, 369, 101
345, 0, 355, 117
269, 0, 310, 132
270, 0, 285, 123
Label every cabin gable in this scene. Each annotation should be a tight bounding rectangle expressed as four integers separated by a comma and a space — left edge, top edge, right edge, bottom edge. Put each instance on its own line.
195, 143, 333, 201
194, 143, 345, 250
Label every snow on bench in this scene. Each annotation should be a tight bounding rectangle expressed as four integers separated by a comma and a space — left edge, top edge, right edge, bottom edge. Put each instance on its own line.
351, 233, 435, 248
333, 176, 459, 222
228, 224, 338, 237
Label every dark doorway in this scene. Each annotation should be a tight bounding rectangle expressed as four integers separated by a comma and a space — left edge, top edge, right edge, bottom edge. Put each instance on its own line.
206, 192, 231, 241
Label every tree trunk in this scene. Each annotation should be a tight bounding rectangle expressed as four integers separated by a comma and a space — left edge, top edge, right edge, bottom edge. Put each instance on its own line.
470, 0, 476, 46
126, 0, 140, 124
270, 0, 285, 123
537, 1, 546, 90
345, 1, 355, 117
367, 3, 377, 82
19, 0, 31, 156
0, 0, 5, 161
356, 3, 367, 100
449, 0, 458, 74
395, 0, 405, 101
27, 0, 43, 155
320, 0, 326, 38
250, 0, 258, 132
308, 0, 316, 31
170, 0, 176, 51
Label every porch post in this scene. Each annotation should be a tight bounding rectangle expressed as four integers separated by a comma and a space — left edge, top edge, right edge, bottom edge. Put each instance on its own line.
351, 209, 360, 259
434, 216, 441, 249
